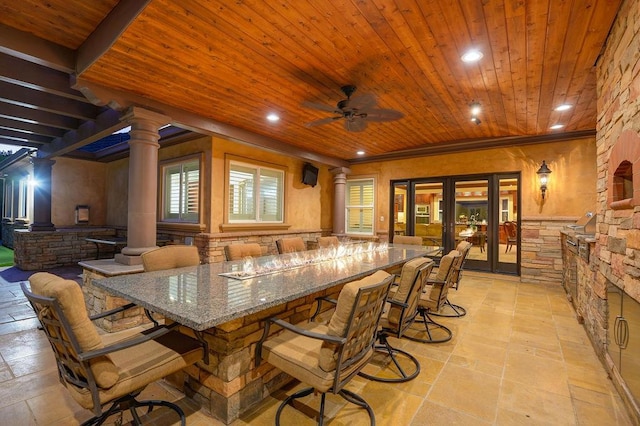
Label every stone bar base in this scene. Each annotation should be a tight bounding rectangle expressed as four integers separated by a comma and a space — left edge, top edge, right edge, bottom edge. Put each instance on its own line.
183, 284, 344, 424
81, 259, 149, 332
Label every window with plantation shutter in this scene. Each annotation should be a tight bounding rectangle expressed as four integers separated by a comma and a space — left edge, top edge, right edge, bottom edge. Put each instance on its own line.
228, 161, 283, 223
345, 178, 375, 234
161, 158, 200, 223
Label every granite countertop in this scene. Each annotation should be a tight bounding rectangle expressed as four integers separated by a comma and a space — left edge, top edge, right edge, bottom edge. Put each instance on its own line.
560, 229, 596, 243
93, 244, 438, 331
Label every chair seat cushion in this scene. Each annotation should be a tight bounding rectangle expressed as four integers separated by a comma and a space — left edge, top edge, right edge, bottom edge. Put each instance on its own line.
262, 322, 372, 393
67, 329, 203, 409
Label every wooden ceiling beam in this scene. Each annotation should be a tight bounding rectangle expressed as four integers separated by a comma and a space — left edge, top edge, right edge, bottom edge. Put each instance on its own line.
0, 23, 75, 73
0, 137, 42, 149
0, 53, 87, 102
0, 103, 80, 130
76, 0, 153, 75
0, 117, 65, 138
0, 128, 51, 144
73, 78, 349, 167
38, 108, 125, 158
0, 81, 102, 121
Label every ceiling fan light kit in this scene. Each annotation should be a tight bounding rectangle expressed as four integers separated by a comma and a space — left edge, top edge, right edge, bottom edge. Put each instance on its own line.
303, 85, 404, 132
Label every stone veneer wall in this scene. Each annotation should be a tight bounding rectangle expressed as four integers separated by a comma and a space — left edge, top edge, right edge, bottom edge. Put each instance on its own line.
14, 228, 120, 270
591, 0, 640, 421
520, 217, 577, 284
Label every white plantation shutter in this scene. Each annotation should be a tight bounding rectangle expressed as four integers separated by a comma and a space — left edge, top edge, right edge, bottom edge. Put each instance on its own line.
229, 161, 283, 222
345, 179, 375, 234
163, 159, 199, 222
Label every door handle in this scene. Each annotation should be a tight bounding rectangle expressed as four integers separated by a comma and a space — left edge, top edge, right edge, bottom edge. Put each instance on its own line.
614, 315, 622, 347
620, 317, 629, 349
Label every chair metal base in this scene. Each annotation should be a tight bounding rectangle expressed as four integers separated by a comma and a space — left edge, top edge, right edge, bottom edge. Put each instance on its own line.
81, 393, 186, 426
276, 386, 375, 426
405, 309, 453, 344
358, 336, 420, 383
429, 299, 467, 318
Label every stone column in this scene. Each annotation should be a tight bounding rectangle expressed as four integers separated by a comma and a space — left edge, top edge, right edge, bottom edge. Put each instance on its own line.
115, 107, 170, 265
29, 157, 56, 231
330, 166, 351, 235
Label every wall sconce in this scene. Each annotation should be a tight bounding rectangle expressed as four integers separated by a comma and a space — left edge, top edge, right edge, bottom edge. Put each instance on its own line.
536, 160, 552, 199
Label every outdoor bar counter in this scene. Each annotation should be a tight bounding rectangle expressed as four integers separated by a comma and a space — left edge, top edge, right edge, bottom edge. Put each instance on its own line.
89, 243, 436, 423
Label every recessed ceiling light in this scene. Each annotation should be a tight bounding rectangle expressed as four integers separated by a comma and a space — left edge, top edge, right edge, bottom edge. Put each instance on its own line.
469, 101, 481, 115
550, 124, 564, 130
461, 49, 483, 63
356, 150, 365, 156
266, 113, 280, 122
554, 104, 572, 111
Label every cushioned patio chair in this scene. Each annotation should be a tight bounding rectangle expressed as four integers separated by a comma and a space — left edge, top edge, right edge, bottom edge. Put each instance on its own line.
359, 257, 435, 383
317, 236, 340, 248
430, 241, 471, 318
22, 272, 204, 426
393, 235, 423, 246
224, 243, 262, 261
255, 270, 394, 425
141, 245, 200, 326
140, 245, 200, 271
405, 252, 459, 343
275, 237, 307, 254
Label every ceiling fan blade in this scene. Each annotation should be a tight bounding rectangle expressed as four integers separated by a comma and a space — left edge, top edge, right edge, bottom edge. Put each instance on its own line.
305, 116, 342, 127
345, 117, 368, 132
302, 101, 340, 113
346, 93, 377, 112
364, 108, 404, 122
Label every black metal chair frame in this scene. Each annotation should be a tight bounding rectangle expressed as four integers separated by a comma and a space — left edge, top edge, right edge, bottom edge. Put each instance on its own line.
405, 254, 462, 344
21, 282, 192, 426
430, 243, 471, 318
256, 275, 394, 426
359, 259, 435, 383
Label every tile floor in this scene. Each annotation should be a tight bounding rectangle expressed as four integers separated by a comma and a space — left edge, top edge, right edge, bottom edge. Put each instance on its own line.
0, 268, 634, 425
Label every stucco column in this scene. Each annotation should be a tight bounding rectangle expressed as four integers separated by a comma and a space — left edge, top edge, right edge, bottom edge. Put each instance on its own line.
115, 107, 170, 265
29, 157, 56, 232
330, 166, 351, 235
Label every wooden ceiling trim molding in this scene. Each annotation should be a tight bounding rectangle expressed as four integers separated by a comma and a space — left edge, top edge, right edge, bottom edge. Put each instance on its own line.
0, 23, 75, 73
76, 0, 153, 75
348, 130, 596, 164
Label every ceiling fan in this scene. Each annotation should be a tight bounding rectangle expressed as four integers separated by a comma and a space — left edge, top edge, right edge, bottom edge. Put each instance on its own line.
303, 85, 404, 132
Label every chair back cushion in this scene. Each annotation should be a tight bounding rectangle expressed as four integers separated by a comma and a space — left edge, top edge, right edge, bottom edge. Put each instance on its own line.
319, 270, 392, 372
276, 237, 306, 254
427, 252, 459, 306
28, 272, 120, 388
224, 243, 262, 261
141, 245, 200, 271
388, 257, 434, 325
393, 235, 423, 246
317, 236, 340, 248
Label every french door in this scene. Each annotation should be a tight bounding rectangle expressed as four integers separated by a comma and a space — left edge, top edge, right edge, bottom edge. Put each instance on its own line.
391, 173, 520, 274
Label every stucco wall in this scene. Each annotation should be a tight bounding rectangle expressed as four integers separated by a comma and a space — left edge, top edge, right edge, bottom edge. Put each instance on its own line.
348, 137, 597, 235
51, 157, 107, 227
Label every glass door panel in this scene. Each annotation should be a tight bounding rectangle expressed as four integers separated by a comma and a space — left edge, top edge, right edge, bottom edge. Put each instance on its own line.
414, 182, 444, 258
392, 182, 408, 237
497, 177, 519, 274
454, 179, 489, 270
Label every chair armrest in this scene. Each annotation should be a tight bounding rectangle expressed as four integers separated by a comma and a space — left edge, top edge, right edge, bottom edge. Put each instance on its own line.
269, 318, 345, 345
310, 296, 338, 321
387, 298, 409, 309
89, 303, 138, 321
77, 323, 179, 362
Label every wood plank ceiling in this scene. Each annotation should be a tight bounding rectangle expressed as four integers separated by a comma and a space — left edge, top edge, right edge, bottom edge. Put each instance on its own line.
0, 0, 622, 165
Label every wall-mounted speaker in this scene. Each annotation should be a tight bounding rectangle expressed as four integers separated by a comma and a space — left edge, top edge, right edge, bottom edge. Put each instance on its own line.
302, 163, 319, 187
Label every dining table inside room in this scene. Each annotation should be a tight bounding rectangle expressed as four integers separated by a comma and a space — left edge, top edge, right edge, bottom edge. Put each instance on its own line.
91, 242, 439, 424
